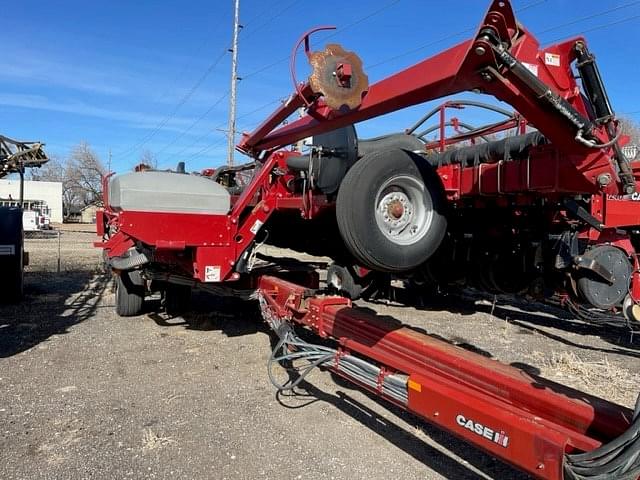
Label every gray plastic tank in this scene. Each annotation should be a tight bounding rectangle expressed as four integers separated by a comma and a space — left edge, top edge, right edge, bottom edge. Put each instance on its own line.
108, 171, 231, 214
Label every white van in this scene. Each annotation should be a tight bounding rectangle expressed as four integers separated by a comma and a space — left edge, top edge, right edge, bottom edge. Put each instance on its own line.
22, 210, 38, 232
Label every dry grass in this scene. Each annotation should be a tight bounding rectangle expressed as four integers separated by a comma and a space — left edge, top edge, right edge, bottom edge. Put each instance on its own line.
141, 428, 175, 451
529, 350, 640, 408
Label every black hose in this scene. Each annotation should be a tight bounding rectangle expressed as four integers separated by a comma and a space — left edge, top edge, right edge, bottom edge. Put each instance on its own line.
564, 393, 640, 479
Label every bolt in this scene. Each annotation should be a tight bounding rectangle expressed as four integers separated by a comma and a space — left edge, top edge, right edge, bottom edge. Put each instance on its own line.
475, 46, 486, 56
481, 72, 493, 82
597, 173, 612, 186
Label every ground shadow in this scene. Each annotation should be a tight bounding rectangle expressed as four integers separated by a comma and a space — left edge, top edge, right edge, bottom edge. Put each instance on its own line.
273, 374, 530, 480
0, 270, 110, 357
147, 289, 268, 338
383, 286, 640, 358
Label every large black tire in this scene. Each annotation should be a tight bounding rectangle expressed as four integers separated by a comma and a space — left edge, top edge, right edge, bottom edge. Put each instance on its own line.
0, 207, 24, 303
336, 149, 447, 272
164, 284, 191, 316
115, 270, 145, 317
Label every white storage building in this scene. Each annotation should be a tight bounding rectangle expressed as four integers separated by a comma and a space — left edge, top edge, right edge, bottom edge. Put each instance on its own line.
0, 179, 64, 223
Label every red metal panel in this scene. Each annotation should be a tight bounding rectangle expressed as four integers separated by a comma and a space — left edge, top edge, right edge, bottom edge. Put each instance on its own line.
408, 372, 571, 480
603, 197, 640, 227
117, 211, 232, 247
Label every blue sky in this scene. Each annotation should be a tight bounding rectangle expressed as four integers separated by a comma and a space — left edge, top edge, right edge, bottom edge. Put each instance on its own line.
1, 0, 639, 173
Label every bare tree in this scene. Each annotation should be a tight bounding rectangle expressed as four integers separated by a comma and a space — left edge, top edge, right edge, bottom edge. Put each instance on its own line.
138, 149, 157, 170
66, 142, 105, 207
620, 116, 640, 145
28, 154, 64, 183
29, 143, 105, 218
27, 156, 79, 217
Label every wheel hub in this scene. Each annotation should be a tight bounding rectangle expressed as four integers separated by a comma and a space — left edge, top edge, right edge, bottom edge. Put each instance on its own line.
379, 192, 413, 232
387, 199, 405, 219
374, 175, 432, 246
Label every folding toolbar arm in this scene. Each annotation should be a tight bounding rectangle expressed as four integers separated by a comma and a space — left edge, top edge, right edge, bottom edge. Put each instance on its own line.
238, 0, 627, 194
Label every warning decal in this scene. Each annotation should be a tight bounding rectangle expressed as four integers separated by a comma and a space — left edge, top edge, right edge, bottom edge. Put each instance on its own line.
544, 52, 561, 67
204, 265, 221, 282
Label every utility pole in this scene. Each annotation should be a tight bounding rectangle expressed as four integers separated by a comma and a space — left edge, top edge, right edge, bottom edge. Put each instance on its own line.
227, 0, 241, 166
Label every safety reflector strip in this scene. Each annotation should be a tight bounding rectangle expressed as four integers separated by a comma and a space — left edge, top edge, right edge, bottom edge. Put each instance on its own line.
408, 379, 422, 392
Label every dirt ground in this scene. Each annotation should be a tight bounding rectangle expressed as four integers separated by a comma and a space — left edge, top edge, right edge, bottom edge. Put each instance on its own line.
1, 223, 640, 480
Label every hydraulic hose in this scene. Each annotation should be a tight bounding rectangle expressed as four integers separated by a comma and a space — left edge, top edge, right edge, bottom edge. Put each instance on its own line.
564, 394, 640, 479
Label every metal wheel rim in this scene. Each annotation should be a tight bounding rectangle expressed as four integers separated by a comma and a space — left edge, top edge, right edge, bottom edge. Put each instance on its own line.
374, 174, 433, 246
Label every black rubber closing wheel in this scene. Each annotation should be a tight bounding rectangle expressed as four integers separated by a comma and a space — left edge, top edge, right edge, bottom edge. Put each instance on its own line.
336, 149, 447, 272
576, 245, 632, 309
327, 263, 363, 299
0, 207, 24, 303
115, 270, 145, 317
164, 284, 192, 316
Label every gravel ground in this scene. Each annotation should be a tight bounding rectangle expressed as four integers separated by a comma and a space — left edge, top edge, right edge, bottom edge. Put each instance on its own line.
1, 224, 639, 480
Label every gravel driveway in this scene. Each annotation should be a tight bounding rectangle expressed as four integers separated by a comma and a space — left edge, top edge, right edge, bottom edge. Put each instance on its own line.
1, 225, 639, 479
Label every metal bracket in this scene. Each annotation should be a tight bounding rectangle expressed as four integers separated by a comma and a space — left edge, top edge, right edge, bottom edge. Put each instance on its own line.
573, 255, 615, 285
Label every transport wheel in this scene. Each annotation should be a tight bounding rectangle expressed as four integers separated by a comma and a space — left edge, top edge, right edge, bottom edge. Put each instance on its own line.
0, 208, 24, 303
115, 270, 145, 317
336, 149, 447, 272
327, 263, 363, 299
164, 284, 191, 316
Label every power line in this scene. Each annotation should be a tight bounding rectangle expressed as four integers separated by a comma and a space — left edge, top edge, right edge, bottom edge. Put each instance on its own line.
241, 0, 403, 81
189, 137, 227, 161
241, 0, 292, 28
514, 0, 548, 12
129, 0, 303, 165
537, 0, 640, 35
155, 90, 230, 158
170, 98, 282, 160
116, 48, 228, 158
367, 28, 473, 70
188, 101, 285, 162
240, 0, 304, 42
368, 0, 547, 70
544, 13, 640, 44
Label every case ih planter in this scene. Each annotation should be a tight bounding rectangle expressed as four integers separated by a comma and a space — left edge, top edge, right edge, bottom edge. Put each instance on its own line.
97, 2, 640, 478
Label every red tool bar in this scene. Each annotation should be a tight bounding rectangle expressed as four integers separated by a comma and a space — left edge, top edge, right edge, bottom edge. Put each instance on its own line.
236, 84, 314, 155
251, 38, 474, 152
257, 275, 632, 480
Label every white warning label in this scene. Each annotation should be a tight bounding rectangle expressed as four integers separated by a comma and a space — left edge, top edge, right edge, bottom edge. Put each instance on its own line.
204, 265, 221, 282
250, 219, 263, 235
544, 53, 561, 67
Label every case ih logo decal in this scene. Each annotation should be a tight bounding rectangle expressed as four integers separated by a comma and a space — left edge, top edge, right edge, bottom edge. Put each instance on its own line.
607, 193, 640, 201
456, 415, 510, 448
